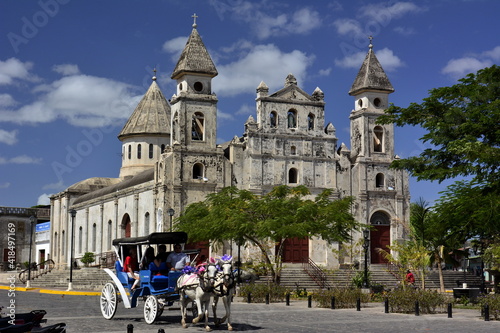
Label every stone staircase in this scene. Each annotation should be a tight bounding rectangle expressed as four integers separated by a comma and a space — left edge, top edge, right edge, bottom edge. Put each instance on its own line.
26, 267, 111, 291
257, 263, 486, 291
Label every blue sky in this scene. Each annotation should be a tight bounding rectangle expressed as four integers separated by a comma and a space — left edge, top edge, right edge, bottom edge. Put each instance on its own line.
0, 0, 498, 208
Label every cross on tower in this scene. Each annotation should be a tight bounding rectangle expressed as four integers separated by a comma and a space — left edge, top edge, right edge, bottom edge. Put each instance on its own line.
368, 35, 373, 49
192, 13, 198, 28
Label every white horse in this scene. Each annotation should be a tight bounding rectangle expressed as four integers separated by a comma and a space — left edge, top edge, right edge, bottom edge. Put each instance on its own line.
177, 263, 218, 331
212, 257, 236, 331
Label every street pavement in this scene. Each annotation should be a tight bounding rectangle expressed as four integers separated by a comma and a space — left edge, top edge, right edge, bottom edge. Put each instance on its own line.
1, 286, 499, 332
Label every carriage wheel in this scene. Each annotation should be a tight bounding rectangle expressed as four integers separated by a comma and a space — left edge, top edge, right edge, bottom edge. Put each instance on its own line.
100, 283, 118, 320
144, 295, 160, 324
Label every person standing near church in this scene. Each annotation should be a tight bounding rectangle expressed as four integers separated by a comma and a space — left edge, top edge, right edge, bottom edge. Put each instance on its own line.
166, 244, 190, 271
405, 269, 415, 286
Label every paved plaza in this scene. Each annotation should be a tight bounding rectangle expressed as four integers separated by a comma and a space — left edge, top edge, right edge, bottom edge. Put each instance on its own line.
1, 286, 499, 333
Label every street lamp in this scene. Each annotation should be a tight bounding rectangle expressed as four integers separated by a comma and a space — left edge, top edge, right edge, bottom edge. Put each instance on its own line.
473, 241, 486, 293
362, 229, 370, 288
167, 208, 175, 232
26, 215, 36, 288
67, 209, 76, 291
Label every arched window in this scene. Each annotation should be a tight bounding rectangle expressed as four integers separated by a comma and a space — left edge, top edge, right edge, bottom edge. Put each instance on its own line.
291, 146, 297, 155
61, 230, 65, 258
107, 221, 112, 250
161, 144, 166, 153
373, 126, 384, 152
137, 144, 142, 159
307, 113, 315, 130
149, 144, 154, 159
192, 112, 204, 140
54, 232, 58, 259
288, 168, 298, 183
287, 110, 297, 128
78, 226, 83, 254
193, 163, 204, 179
92, 223, 97, 252
128, 145, 131, 159
270, 111, 277, 128
374, 98, 381, 107
144, 212, 150, 236
370, 211, 390, 225
376, 173, 385, 188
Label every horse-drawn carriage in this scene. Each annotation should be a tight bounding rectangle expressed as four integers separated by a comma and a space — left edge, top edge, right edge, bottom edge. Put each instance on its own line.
99, 232, 200, 324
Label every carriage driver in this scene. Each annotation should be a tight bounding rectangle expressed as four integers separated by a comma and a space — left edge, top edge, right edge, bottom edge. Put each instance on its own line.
166, 244, 190, 271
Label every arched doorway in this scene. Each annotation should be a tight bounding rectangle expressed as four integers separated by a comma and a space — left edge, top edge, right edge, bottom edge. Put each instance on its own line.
279, 237, 309, 263
121, 214, 131, 238
370, 211, 391, 264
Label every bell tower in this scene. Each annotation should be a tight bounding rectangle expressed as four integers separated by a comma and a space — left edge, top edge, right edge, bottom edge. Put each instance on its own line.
169, 14, 218, 150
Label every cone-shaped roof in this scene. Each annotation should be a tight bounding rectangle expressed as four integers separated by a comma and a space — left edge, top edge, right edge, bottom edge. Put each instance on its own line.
118, 78, 170, 140
171, 25, 218, 80
349, 42, 394, 96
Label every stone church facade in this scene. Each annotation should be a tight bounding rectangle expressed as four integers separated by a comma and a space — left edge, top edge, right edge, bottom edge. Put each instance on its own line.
50, 22, 410, 269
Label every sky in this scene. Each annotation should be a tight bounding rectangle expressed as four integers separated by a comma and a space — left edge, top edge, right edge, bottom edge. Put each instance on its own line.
0, 0, 498, 209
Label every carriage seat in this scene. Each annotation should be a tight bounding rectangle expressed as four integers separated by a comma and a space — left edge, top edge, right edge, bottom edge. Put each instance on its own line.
115, 261, 135, 286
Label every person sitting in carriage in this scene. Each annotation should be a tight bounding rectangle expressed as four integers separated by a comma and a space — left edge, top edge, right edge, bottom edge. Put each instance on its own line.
139, 246, 155, 270
166, 244, 190, 271
123, 248, 140, 289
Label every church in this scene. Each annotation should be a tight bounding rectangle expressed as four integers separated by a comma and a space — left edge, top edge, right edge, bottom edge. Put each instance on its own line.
50, 19, 410, 269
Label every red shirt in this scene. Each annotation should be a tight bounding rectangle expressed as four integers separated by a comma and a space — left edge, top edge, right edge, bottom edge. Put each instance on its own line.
123, 256, 138, 272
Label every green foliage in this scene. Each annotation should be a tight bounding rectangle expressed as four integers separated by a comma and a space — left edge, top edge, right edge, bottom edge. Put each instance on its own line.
177, 185, 359, 283
80, 252, 95, 266
378, 65, 500, 186
238, 283, 291, 303
478, 294, 500, 320
351, 270, 370, 288
313, 288, 370, 309
386, 286, 449, 314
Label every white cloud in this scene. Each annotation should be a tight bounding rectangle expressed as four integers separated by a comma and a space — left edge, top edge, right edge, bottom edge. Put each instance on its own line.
0, 74, 142, 127
483, 46, 500, 60
318, 68, 332, 76
52, 64, 80, 76
42, 180, 65, 191
0, 129, 18, 145
0, 94, 16, 107
37, 193, 52, 205
393, 26, 415, 36
0, 182, 10, 189
0, 155, 42, 164
441, 57, 492, 78
0, 58, 39, 85
210, 2, 321, 40
335, 48, 403, 72
162, 36, 189, 62
235, 104, 253, 116
360, 2, 425, 21
333, 18, 363, 36
214, 44, 314, 97
217, 108, 235, 120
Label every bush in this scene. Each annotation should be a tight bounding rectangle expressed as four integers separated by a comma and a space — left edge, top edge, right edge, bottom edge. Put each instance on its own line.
313, 288, 371, 309
478, 294, 500, 320
80, 252, 95, 267
239, 283, 291, 303
386, 286, 449, 314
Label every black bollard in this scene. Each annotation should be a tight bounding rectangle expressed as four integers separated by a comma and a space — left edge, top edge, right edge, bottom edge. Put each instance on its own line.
356, 298, 361, 311
331, 296, 335, 309
308, 295, 312, 308
127, 324, 133, 333
415, 301, 420, 316
484, 304, 490, 321
286, 292, 290, 306
247, 292, 251, 304
265, 293, 270, 305
447, 303, 452, 318
384, 298, 389, 313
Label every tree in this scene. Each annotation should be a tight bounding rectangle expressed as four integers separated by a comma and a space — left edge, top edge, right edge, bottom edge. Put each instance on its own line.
378, 65, 499, 187
176, 185, 359, 283
378, 65, 500, 247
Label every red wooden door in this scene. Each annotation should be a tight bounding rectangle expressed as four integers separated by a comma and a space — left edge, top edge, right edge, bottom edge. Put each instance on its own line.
370, 225, 390, 264
281, 237, 309, 263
